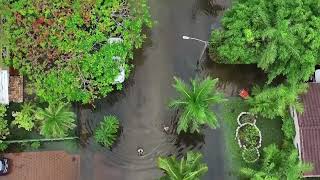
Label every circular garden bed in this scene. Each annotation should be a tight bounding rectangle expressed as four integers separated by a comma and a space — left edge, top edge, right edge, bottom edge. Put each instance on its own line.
235, 112, 262, 163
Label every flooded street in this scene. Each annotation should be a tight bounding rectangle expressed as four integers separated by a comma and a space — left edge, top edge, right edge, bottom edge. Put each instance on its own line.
78, 0, 262, 179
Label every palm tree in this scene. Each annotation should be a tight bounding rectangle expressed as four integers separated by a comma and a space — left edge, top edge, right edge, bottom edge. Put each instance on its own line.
36, 103, 76, 138
157, 151, 208, 180
169, 76, 225, 134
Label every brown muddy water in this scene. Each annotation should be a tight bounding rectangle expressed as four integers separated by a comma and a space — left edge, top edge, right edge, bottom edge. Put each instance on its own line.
77, 0, 264, 180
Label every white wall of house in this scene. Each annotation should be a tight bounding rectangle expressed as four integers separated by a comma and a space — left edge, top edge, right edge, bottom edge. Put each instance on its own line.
290, 106, 301, 158
0, 70, 9, 104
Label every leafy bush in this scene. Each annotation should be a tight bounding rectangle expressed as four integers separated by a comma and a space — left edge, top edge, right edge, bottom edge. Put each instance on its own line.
237, 124, 260, 149
242, 148, 259, 163
2, 0, 152, 103
169, 77, 225, 134
241, 144, 312, 180
157, 151, 208, 180
0, 141, 8, 152
209, 0, 320, 85
94, 116, 120, 148
36, 103, 76, 138
12, 102, 36, 131
22, 141, 41, 150
0, 105, 9, 140
282, 116, 296, 140
248, 84, 307, 119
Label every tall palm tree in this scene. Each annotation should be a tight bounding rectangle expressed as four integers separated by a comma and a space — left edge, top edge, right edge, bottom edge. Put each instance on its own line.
169, 76, 225, 134
36, 103, 76, 138
157, 151, 208, 180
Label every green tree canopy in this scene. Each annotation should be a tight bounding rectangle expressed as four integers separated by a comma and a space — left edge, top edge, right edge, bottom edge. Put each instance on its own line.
2, 0, 151, 103
157, 151, 208, 180
241, 144, 312, 180
169, 77, 225, 134
210, 0, 320, 84
248, 84, 307, 119
36, 103, 76, 138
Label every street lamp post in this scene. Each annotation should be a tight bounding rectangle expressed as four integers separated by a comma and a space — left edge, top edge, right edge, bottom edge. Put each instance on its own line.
182, 35, 209, 69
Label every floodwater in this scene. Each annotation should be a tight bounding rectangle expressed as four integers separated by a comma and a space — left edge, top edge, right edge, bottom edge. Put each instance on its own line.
78, 0, 263, 180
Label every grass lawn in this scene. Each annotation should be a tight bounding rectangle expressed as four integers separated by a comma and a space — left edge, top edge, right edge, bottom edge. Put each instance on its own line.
221, 98, 284, 177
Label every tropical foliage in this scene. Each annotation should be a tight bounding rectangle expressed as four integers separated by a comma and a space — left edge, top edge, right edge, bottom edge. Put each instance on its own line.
241, 144, 312, 180
94, 115, 120, 148
248, 84, 307, 119
12, 102, 37, 131
1, 0, 152, 103
0, 105, 9, 140
169, 77, 225, 134
35, 103, 76, 138
209, 0, 320, 84
157, 151, 208, 180
281, 116, 296, 140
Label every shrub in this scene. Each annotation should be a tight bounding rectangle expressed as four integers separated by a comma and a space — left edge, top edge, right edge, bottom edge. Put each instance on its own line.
248, 84, 307, 119
242, 148, 260, 163
0, 105, 9, 140
94, 116, 120, 148
12, 102, 36, 131
282, 116, 296, 140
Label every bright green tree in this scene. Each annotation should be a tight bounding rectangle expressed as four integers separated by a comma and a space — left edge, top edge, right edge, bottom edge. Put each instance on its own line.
169, 77, 225, 134
12, 102, 36, 131
241, 144, 312, 180
210, 0, 320, 84
157, 151, 208, 180
36, 103, 76, 138
94, 115, 120, 149
248, 84, 307, 119
2, 0, 152, 103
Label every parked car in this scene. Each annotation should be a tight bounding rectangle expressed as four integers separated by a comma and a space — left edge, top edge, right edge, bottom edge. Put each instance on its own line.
0, 158, 9, 175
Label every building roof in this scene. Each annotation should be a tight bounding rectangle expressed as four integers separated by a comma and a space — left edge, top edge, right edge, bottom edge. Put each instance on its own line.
3, 151, 80, 180
298, 83, 320, 176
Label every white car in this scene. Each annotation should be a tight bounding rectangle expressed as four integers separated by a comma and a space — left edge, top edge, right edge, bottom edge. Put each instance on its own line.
108, 38, 125, 84
0, 158, 9, 175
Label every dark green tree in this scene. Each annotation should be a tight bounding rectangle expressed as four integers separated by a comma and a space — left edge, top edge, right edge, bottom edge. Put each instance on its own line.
36, 103, 76, 138
169, 77, 225, 134
210, 0, 320, 84
157, 151, 208, 180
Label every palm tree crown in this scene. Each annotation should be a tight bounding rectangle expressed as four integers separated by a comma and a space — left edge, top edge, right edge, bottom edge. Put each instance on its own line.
157, 151, 208, 180
169, 76, 225, 134
36, 103, 76, 138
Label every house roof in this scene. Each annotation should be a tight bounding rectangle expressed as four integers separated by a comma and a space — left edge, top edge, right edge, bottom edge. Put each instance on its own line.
298, 83, 320, 176
3, 151, 80, 180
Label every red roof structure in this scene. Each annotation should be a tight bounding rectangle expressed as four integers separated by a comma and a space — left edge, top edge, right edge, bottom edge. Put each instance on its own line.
297, 83, 320, 177
3, 151, 80, 180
